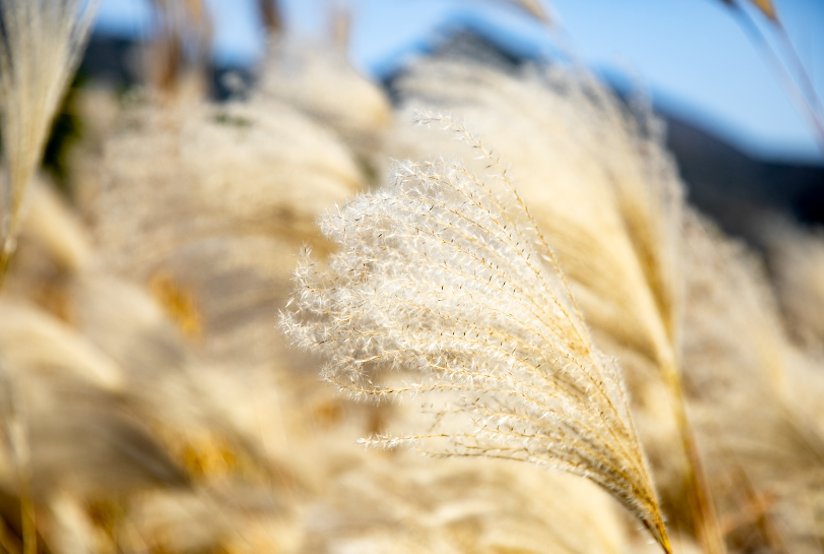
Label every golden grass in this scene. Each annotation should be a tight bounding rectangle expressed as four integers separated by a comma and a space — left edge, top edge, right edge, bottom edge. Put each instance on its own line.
0, 4, 821, 553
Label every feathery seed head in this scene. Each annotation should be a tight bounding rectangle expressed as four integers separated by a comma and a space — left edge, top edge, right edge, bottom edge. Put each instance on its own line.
281, 124, 671, 551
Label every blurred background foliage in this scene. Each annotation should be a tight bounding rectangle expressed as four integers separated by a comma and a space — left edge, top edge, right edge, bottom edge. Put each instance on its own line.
76, 0, 824, 240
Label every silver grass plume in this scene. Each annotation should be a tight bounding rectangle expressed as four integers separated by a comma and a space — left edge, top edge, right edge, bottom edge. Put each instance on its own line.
393, 59, 724, 552
96, 99, 362, 275
0, 0, 97, 277
281, 125, 672, 552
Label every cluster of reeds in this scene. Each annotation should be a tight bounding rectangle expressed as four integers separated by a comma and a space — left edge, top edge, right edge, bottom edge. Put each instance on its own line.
0, 1, 822, 553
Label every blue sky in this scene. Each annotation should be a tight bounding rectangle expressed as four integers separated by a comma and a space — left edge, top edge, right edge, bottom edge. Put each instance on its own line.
95, 0, 824, 162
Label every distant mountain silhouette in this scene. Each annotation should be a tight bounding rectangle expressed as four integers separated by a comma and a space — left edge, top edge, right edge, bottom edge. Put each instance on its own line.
665, 112, 824, 238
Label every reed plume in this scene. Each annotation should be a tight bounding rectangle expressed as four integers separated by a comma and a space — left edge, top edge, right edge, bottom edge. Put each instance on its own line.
281, 124, 671, 551
393, 58, 724, 552
0, 0, 97, 280
96, 98, 362, 275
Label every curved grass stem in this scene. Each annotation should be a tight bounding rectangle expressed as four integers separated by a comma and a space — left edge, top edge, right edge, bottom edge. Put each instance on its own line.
661, 356, 727, 554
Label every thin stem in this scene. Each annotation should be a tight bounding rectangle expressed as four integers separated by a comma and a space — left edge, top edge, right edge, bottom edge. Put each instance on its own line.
660, 355, 726, 554
772, 21, 823, 117
728, 3, 824, 153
